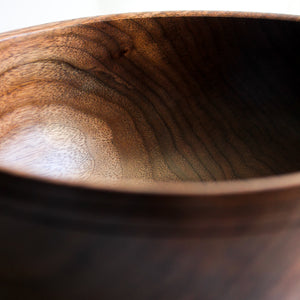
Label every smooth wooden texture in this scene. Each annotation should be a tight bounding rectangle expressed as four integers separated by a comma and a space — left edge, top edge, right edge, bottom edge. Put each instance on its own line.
0, 12, 299, 185
0, 12, 300, 300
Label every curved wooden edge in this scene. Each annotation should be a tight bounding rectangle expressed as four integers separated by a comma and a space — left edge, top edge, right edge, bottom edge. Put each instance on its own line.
1, 165, 300, 236
0, 11, 299, 196
0, 11, 299, 40
0, 164, 299, 196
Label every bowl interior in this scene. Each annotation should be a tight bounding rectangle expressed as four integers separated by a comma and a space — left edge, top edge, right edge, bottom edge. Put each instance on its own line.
0, 14, 299, 184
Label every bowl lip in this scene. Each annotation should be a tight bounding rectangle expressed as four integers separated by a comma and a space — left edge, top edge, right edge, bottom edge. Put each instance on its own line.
0, 10, 299, 196
0, 10, 299, 39
0, 166, 300, 196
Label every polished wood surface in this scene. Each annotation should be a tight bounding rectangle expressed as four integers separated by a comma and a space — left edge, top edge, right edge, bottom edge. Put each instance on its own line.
0, 12, 300, 300
0, 12, 299, 185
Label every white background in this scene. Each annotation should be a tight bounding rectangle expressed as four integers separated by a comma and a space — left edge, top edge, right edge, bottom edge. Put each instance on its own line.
0, 0, 300, 33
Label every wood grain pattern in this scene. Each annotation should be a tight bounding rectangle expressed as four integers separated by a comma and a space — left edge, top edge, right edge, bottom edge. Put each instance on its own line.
0, 12, 299, 184
0, 11, 300, 300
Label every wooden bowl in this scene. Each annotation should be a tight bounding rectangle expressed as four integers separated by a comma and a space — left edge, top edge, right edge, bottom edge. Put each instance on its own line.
0, 11, 299, 299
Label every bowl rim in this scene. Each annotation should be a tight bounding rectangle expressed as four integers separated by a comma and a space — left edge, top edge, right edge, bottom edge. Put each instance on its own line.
0, 10, 299, 39
0, 166, 300, 196
0, 10, 299, 196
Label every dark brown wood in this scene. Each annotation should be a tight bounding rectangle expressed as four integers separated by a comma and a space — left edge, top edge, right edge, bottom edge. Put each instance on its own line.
0, 11, 299, 299
0, 11, 299, 185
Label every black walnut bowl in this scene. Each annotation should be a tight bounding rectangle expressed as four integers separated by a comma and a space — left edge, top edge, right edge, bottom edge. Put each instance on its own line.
0, 11, 300, 299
